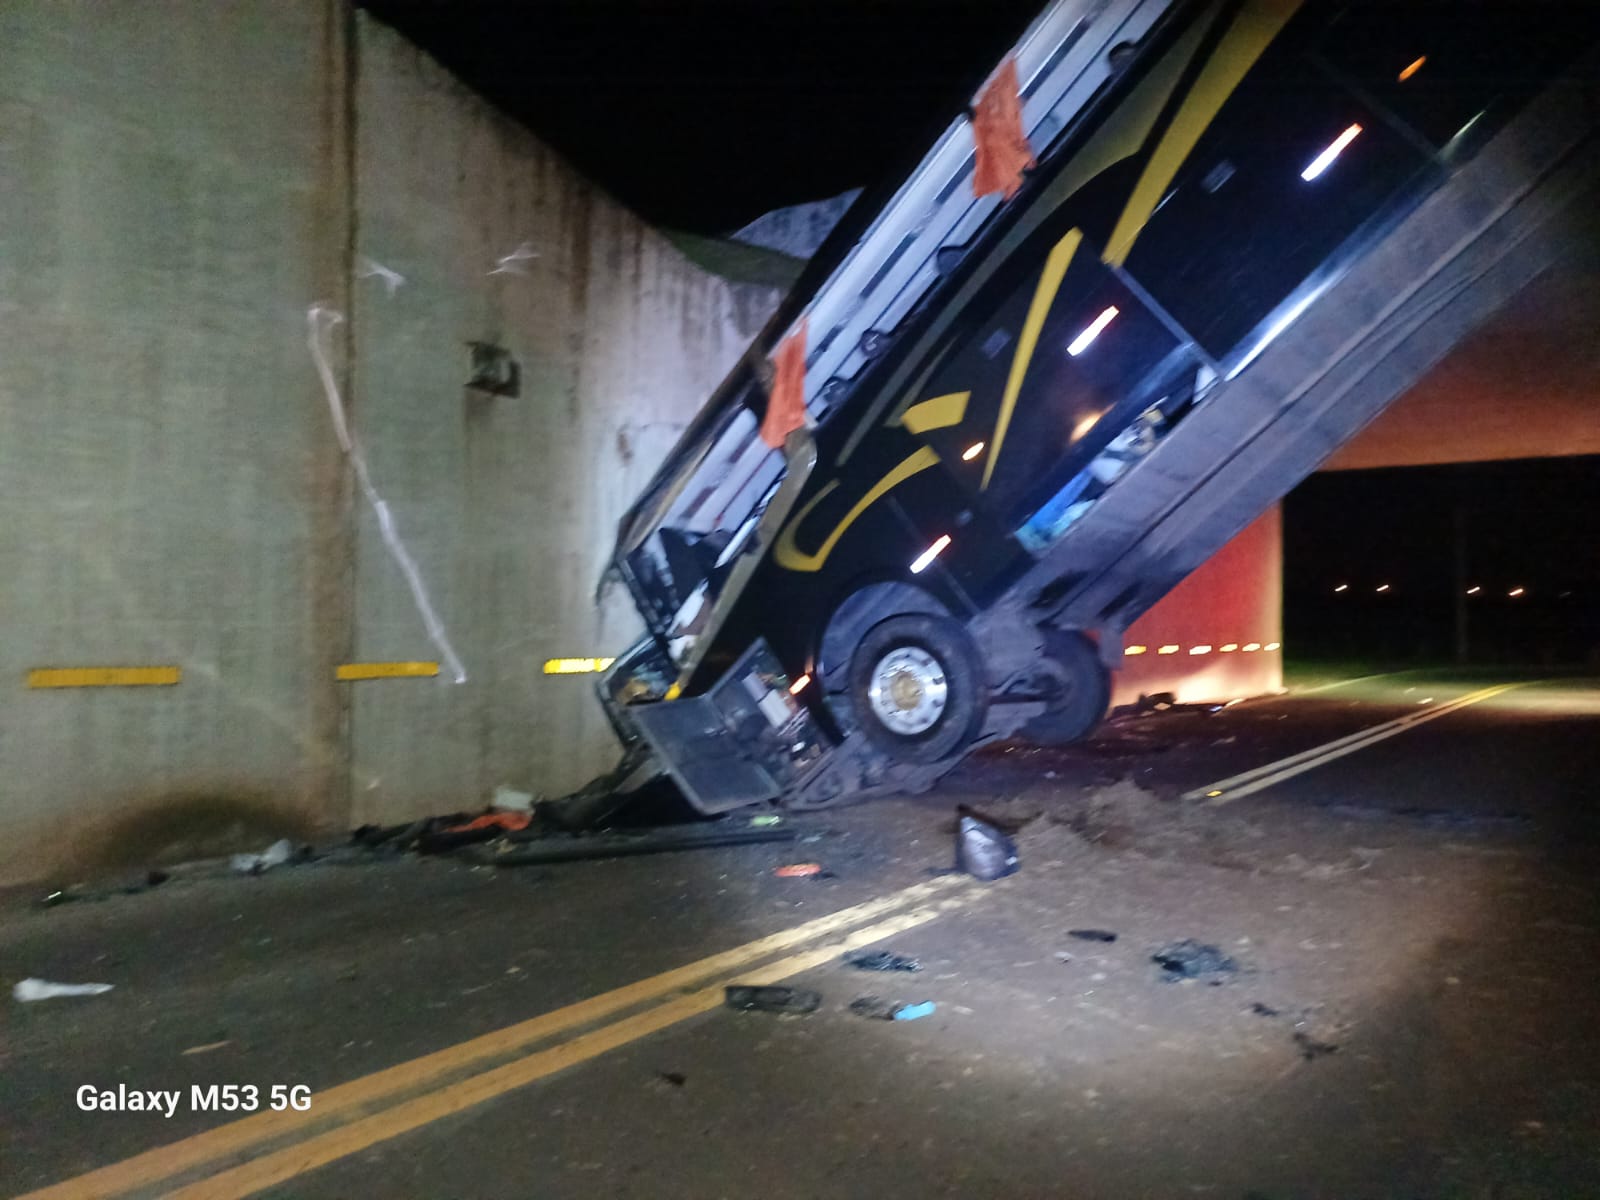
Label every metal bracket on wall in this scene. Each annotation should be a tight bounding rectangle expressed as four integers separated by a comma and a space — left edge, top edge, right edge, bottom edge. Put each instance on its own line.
466, 342, 520, 397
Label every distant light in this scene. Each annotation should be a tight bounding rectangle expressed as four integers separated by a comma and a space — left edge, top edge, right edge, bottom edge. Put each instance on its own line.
962, 441, 985, 461
1466, 586, 1481, 595
1508, 586, 1525, 597
1220, 643, 1239, 652
1124, 645, 1148, 656
1301, 123, 1363, 181
1206, 789, 1224, 798
1397, 55, 1427, 82
1189, 644, 1212, 655
789, 673, 811, 695
1334, 583, 1349, 593
1223, 698, 1245, 708
1264, 642, 1281, 651
1067, 305, 1119, 356
1157, 644, 1180, 655
909, 534, 951, 574
1417, 696, 1434, 704
1375, 583, 1390, 593
1242, 642, 1261, 652
543, 656, 616, 675
1070, 412, 1103, 442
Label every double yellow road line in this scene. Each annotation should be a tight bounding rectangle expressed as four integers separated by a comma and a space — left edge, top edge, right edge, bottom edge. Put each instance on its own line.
20, 876, 976, 1200
1184, 681, 1526, 805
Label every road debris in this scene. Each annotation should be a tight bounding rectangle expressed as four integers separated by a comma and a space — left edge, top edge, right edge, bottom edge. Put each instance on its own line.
848, 995, 937, 1021
724, 985, 822, 1015
1293, 1030, 1340, 1060
956, 813, 1020, 881
14, 978, 114, 1002
774, 863, 824, 878
229, 839, 294, 875
1250, 1002, 1281, 1017
491, 785, 536, 812
181, 1040, 233, 1056
844, 949, 922, 973
1068, 929, 1118, 943
1152, 939, 1238, 982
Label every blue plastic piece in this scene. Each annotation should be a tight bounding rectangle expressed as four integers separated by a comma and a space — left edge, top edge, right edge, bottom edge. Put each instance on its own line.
892, 1000, 936, 1021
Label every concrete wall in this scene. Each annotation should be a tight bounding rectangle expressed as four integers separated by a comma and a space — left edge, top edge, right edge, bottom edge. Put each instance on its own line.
1114, 506, 1283, 706
0, 0, 355, 882
0, 1, 779, 884
346, 18, 776, 823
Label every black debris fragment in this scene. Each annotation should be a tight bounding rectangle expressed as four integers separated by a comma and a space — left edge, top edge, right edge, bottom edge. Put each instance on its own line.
849, 996, 899, 1020
848, 996, 936, 1021
845, 950, 922, 973
655, 1071, 687, 1088
1293, 1031, 1339, 1061
724, 985, 822, 1015
1152, 939, 1238, 982
1250, 1002, 1281, 1018
1068, 929, 1118, 943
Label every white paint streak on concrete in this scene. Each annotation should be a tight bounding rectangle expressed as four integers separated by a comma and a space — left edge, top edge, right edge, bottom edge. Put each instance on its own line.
307, 303, 467, 684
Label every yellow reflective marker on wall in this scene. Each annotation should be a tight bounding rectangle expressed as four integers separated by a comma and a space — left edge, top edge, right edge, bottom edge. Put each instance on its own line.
542, 657, 616, 675
336, 662, 440, 681
27, 666, 181, 688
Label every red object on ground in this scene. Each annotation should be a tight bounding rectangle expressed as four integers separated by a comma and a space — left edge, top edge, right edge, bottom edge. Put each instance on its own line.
443, 811, 533, 834
971, 57, 1036, 200
760, 321, 808, 449
773, 863, 823, 878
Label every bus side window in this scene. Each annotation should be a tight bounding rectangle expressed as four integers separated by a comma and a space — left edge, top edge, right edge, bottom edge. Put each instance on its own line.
1315, 4, 1600, 161
1120, 22, 1434, 364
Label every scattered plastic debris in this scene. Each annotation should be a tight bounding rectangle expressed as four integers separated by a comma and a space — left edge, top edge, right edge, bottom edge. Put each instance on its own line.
774, 863, 824, 878
1068, 929, 1118, 943
1293, 1030, 1339, 1060
845, 949, 922, 973
491, 785, 535, 813
724, 985, 821, 1015
182, 1040, 233, 1056
229, 839, 294, 875
14, 978, 114, 1002
1152, 939, 1238, 982
956, 814, 1019, 881
849, 996, 936, 1021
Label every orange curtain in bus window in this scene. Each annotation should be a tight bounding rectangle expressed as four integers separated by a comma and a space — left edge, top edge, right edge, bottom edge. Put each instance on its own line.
971, 57, 1035, 200
760, 320, 808, 449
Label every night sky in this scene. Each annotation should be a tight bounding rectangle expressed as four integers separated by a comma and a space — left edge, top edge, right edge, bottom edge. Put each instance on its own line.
359, 0, 1042, 232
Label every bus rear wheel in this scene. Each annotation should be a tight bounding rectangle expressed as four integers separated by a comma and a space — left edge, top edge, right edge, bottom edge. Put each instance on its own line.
1020, 629, 1110, 745
849, 613, 988, 764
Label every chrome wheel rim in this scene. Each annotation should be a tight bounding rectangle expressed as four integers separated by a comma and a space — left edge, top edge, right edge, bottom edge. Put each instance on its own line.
867, 646, 948, 735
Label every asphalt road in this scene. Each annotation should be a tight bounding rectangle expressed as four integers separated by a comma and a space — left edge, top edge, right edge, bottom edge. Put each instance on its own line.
4, 670, 1598, 1199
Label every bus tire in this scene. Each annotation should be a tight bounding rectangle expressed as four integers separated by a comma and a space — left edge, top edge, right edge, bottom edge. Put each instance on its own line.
1020, 630, 1109, 745
849, 613, 988, 764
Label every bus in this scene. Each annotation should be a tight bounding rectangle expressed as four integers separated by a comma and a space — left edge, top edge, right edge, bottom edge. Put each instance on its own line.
586, 0, 1600, 816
